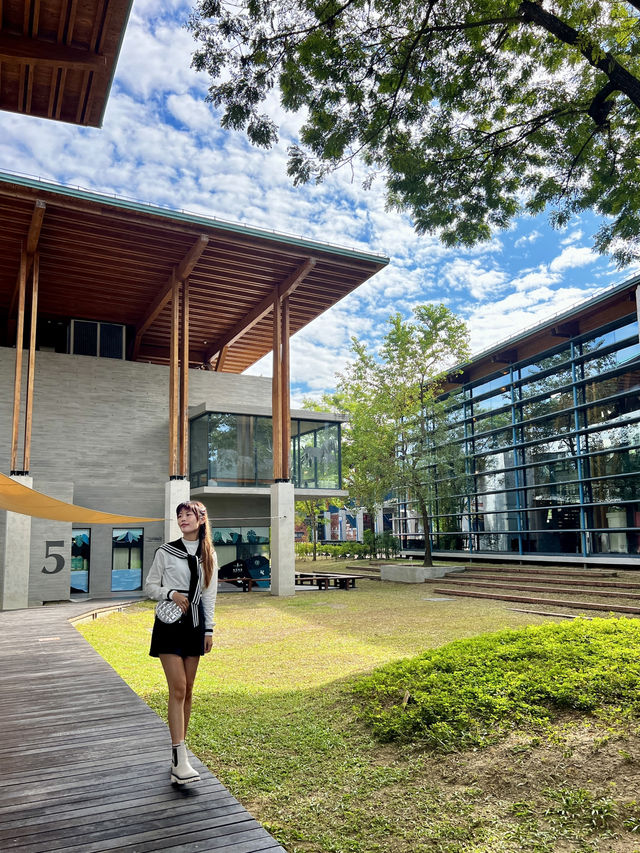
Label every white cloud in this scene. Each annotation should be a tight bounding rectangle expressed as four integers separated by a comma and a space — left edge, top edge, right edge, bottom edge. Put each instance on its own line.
549, 245, 598, 273
560, 228, 584, 245
514, 229, 541, 248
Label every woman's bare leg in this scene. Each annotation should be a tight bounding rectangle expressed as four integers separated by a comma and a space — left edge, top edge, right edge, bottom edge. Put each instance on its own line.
182, 656, 200, 738
159, 654, 188, 744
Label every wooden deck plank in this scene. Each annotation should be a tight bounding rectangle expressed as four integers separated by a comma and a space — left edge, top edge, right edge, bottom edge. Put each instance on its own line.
0, 602, 286, 853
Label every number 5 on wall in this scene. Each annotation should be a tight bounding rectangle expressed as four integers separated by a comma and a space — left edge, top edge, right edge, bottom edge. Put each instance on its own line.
42, 540, 65, 574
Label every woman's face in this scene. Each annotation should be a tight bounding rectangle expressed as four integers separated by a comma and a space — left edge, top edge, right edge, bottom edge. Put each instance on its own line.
177, 507, 200, 538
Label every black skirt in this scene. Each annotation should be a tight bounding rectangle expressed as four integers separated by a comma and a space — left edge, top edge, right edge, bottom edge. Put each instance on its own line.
149, 601, 205, 658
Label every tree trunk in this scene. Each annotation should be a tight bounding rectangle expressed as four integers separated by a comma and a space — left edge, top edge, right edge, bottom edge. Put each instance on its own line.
419, 499, 433, 568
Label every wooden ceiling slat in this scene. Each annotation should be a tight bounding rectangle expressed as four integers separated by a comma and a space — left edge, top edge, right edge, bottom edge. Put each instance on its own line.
0, 31, 106, 70
56, 0, 69, 42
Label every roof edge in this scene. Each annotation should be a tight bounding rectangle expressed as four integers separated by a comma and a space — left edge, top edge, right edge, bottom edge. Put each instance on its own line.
455, 274, 640, 375
0, 169, 389, 267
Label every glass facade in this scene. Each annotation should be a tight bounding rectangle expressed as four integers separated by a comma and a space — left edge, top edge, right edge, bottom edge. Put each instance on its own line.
190, 413, 341, 490
394, 312, 640, 559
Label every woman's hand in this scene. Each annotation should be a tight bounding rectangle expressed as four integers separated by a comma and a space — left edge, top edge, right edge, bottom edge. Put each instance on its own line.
204, 636, 213, 654
171, 591, 190, 613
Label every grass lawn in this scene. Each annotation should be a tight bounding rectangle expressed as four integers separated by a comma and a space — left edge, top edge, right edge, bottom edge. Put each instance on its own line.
77, 573, 640, 852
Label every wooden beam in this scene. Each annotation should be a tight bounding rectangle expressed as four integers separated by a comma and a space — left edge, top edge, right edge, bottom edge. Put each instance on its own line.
180, 278, 190, 478
168, 271, 180, 477
215, 345, 228, 372
23, 253, 39, 473
10, 251, 27, 474
0, 32, 107, 71
133, 234, 209, 360
272, 294, 283, 481
26, 199, 46, 254
8, 200, 46, 319
281, 295, 291, 480
203, 258, 315, 365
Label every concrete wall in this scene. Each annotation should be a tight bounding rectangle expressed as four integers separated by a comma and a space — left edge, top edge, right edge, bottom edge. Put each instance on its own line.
0, 347, 272, 602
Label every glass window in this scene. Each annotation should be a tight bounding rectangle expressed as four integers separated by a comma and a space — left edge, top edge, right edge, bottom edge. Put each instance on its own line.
471, 372, 511, 398
523, 481, 581, 509
473, 450, 513, 474
473, 428, 513, 454
521, 531, 581, 555
588, 474, 640, 505
582, 420, 640, 452
111, 528, 143, 591
523, 458, 579, 486
585, 392, 640, 427
579, 318, 639, 355
522, 411, 574, 442
214, 526, 271, 587
518, 346, 571, 381
472, 388, 512, 413
190, 414, 209, 488
583, 367, 640, 404
520, 389, 574, 420
587, 447, 640, 478
292, 420, 341, 489
71, 529, 90, 593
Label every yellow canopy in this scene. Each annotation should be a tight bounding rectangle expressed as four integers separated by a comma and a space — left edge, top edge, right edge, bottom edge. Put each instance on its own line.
0, 472, 162, 523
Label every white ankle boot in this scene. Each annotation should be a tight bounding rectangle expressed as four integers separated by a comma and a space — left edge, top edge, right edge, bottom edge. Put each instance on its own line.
171, 741, 200, 785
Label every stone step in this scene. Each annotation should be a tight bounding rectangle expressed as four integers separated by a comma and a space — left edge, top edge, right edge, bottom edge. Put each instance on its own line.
437, 577, 640, 600
452, 565, 618, 578
432, 587, 640, 614
451, 572, 640, 590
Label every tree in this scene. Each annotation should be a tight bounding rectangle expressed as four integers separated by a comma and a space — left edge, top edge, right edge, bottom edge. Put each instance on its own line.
190, 1, 640, 265
326, 303, 470, 566
295, 497, 330, 560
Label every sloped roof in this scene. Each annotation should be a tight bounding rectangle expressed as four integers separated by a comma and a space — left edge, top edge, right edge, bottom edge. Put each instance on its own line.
0, 171, 389, 372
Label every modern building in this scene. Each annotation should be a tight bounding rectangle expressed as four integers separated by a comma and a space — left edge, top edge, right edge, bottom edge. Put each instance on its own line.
0, 171, 387, 608
395, 277, 640, 566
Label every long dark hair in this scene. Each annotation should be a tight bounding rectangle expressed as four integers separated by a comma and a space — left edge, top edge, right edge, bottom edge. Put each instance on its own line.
176, 501, 216, 587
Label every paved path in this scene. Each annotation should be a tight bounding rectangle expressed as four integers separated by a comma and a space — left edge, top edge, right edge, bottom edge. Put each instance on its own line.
0, 602, 286, 852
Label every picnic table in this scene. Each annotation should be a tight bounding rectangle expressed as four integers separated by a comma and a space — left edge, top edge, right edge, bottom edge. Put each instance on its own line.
295, 572, 368, 590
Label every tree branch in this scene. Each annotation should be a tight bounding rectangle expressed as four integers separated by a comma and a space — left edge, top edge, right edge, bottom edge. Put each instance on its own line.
520, 0, 640, 111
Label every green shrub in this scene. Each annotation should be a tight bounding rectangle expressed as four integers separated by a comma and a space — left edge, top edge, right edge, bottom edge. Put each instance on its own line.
352, 618, 640, 751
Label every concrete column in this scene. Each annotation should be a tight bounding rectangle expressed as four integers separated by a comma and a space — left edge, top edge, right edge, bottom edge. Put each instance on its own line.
323, 510, 331, 541
270, 481, 295, 596
165, 478, 191, 542
1, 474, 33, 610
376, 506, 384, 535
356, 509, 365, 542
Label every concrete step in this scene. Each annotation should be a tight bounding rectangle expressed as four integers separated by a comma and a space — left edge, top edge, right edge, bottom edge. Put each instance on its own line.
450, 572, 640, 590
452, 565, 618, 578
437, 577, 640, 600
432, 587, 640, 615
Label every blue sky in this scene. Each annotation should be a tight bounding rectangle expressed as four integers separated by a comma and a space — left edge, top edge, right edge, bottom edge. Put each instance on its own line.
1, 0, 636, 404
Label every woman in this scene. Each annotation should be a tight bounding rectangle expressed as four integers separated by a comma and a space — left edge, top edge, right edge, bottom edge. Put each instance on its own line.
145, 501, 218, 784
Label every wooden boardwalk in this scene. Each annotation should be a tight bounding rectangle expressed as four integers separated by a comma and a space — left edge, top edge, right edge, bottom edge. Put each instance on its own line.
0, 602, 286, 853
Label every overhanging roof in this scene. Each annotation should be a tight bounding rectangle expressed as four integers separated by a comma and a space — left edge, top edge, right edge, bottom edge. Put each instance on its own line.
443, 276, 640, 391
0, 171, 389, 372
0, 0, 133, 127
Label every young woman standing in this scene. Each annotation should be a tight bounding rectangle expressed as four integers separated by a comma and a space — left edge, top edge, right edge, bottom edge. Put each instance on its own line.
144, 501, 218, 784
